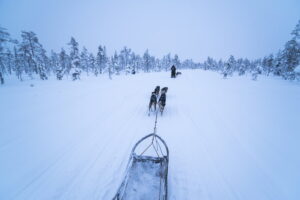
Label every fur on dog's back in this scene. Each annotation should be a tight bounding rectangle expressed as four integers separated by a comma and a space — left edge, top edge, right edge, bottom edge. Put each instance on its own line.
154, 86, 160, 95
161, 87, 168, 93
148, 92, 157, 112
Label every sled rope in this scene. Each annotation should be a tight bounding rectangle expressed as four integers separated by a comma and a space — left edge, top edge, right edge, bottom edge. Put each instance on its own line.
153, 110, 163, 200
153, 110, 164, 156
140, 110, 164, 157
153, 108, 158, 134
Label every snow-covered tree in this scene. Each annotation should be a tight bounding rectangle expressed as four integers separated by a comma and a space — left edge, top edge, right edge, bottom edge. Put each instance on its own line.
281, 40, 299, 80
273, 50, 284, 76
262, 54, 274, 75
67, 37, 82, 80
68, 37, 80, 70
243, 58, 251, 73
143, 49, 151, 72
80, 47, 89, 74
3, 49, 14, 75
0, 20, 299, 82
13, 46, 23, 80
119, 47, 131, 73
172, 54, 180, 69
162, 54, 171, 71
18, 31, 48, 79
58, 48, 70, 79
107, 58, 113, 79
204, 57, 217, 71
182, 59, 197, 69
96, 45, 108, 74
50, 50, 59, 72
130, 52, 139, 73
111, 51, 120, 75
222, 55, 236, 76
0, 72, 3, 84
0, 27, 12, 76
88, 53, 96, 76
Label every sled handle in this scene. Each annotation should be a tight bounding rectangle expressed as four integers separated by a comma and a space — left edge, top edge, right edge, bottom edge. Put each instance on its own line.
131, 133, 169, 159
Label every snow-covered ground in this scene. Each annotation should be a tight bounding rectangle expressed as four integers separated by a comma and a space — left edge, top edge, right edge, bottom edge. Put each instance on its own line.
0, 70, 299, 200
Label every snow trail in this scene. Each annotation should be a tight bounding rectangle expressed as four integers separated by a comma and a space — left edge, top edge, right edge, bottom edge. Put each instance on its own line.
0, 70, 299, 199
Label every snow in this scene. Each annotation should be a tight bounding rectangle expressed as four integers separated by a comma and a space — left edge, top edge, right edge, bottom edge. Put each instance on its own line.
295, 65, 300, 73
0, 70, 300, 200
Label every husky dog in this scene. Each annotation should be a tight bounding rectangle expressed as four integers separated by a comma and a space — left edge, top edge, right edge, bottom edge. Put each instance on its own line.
158, 90, 166, 115
148, 92, 157, 115
161, 87, 168, 94
154, 86, 160, 95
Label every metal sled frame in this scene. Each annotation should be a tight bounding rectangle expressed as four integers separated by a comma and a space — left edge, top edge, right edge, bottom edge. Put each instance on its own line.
113, 133, 169, 200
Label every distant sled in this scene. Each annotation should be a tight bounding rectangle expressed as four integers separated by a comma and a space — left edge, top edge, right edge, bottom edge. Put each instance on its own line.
113, 133, 169, 200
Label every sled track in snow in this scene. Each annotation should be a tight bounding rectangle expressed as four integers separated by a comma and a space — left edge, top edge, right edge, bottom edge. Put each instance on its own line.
1, 71, 299, 200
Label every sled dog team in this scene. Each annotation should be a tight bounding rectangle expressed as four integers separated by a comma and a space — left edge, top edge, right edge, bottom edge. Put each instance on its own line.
148, 65, 184, 115
148, 86, 168, 116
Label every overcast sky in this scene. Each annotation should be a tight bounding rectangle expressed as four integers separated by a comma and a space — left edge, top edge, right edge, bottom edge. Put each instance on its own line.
0, 0, 299, 62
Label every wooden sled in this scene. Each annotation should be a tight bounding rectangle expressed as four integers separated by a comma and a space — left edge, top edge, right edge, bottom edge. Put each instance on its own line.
113, 133, 169, 200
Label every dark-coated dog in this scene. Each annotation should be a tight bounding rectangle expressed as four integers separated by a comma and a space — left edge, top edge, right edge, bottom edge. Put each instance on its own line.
158, 90, 167, 115
161, 87, 168, 94
154, 86, 160, 95
176, 72, 182, 76
148, 92, 157, 115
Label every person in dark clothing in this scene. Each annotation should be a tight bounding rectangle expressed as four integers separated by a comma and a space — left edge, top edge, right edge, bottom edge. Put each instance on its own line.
158, 91, 167, 115
171, 65, 176, 78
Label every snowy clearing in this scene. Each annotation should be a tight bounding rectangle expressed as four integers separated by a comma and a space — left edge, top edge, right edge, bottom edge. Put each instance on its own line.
0, 70, 300, 200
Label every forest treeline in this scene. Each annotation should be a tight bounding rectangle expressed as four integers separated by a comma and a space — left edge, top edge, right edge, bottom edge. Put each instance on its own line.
0, 20, 299, 83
